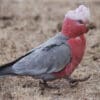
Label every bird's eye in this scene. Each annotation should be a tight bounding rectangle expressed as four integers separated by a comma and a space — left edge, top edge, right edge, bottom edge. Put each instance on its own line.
77, 20, 83, 24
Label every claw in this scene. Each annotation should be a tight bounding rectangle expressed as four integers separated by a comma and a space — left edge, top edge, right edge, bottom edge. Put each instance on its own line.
69, 81, 78, 88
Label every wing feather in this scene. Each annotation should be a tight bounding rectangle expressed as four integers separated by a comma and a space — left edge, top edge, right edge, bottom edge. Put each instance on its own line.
12, 33, 71, 76
12, 42, 71, 75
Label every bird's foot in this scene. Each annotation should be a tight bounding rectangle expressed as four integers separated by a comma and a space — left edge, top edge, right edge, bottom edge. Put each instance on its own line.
68, 79, 78, 88
39, 80, 59, 90
66, 75, 91, 88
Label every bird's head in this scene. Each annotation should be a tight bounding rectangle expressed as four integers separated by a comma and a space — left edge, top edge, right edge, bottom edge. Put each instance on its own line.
61, 5, 96, 38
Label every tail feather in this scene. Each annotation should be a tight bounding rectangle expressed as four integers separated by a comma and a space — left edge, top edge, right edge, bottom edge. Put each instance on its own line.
0, 57, 19, 76
0, 57, 21, 76
0, 63, 14, 76
0, 49, 33, 76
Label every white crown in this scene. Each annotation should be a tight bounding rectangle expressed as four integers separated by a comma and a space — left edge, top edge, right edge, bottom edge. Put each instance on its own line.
65, 5, 91, 22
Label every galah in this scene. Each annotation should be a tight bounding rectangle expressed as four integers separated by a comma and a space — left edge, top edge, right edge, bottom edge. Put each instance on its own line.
0, 5, 96, 88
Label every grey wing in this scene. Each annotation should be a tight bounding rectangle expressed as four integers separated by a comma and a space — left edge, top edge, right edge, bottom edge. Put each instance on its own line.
12, 43, 71, 76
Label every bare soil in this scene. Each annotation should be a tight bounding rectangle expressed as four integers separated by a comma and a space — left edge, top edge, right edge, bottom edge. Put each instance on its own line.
0, 0, 100, 100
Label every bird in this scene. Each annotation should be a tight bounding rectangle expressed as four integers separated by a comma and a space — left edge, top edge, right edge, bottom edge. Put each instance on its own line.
0, 5, 96, 88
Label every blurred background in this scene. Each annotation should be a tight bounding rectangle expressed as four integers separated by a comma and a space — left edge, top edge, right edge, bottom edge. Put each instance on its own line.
0, 0, 99, 100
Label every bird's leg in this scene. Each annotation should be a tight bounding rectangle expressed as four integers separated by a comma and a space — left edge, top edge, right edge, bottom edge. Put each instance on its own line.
39, 80, 59, 89
65, 75, 91, 88
39, 80, 49, 89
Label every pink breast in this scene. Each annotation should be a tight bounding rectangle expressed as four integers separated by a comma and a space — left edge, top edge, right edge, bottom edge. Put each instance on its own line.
53, 35, 86, 78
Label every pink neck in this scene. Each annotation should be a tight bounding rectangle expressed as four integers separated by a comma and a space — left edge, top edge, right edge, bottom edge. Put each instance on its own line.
61, 18, 73, 37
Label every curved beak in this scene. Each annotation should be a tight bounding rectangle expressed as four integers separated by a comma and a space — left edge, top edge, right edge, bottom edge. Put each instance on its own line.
86, 22, 96, 30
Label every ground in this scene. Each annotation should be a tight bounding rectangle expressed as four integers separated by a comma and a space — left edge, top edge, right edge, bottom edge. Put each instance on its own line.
0, 0, 100, 100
